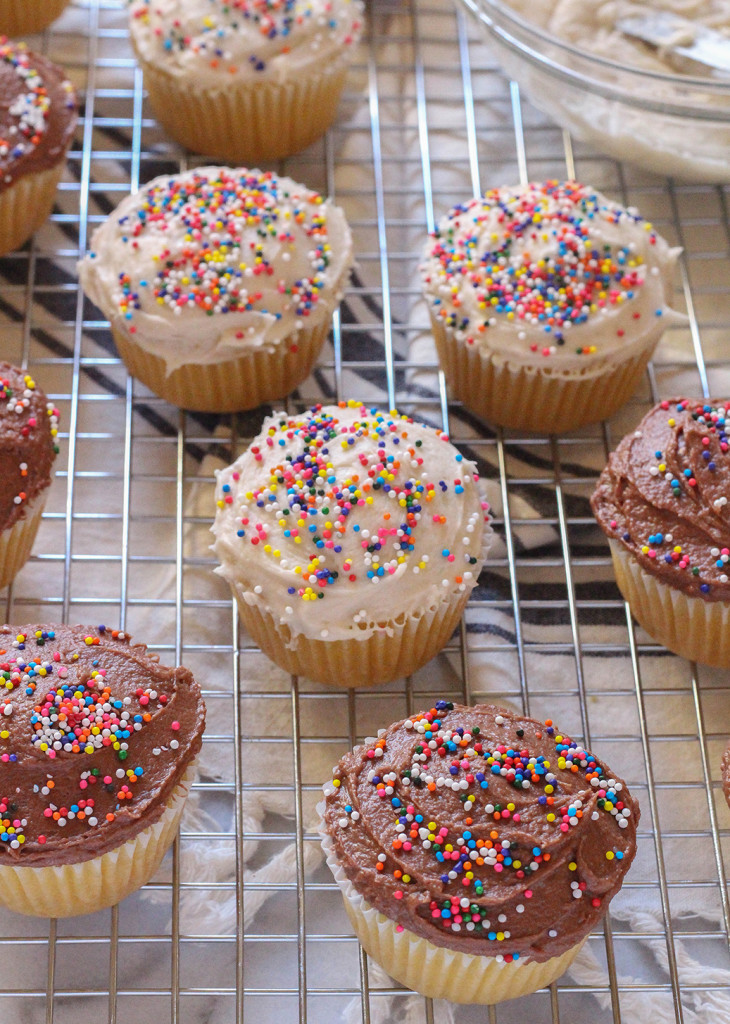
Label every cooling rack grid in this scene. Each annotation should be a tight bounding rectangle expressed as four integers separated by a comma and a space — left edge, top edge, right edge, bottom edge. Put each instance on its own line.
0, 1, 728, 1022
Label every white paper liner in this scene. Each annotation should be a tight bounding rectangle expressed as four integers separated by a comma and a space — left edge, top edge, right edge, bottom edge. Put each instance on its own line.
430, 316, 664, 433
135, 51, 352, 164
0, 163, 68, 258
609, 538, 730, 667
317, 802, 584, 1004
0, 762, 196, 918
0, 494, 46, 591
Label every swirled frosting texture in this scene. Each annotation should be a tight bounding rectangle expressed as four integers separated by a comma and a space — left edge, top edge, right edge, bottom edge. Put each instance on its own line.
420, 180, 680, 373
78, 166, 353, 373
128, 0, 363, 85
0, 39, 77, 192
592, 399, 730, 602
323, 701, 638, 963
0, 363, 59, 532
0, 625, 205, 874
212, 403, 491, 644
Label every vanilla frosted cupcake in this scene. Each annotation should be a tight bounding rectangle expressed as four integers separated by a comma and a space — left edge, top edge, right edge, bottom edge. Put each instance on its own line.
0, 625, 205, 917
0, 364, 59, 590
321, 701, 639, 1003
592, 398, 730, 667
128, 0, 363, 164
78, 167, 354, 412
420, 180, 682, 434
212, 402, 492, 686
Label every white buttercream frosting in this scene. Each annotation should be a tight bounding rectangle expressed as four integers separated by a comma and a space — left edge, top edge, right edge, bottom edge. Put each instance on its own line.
128, 0, 363, 86
420, 181, 682, 375
501, 1, 730, 75
212, 402, 492, 644
79, 166, 353, 373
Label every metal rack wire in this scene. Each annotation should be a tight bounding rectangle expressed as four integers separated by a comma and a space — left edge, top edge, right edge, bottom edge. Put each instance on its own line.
0, 0, 729, 1021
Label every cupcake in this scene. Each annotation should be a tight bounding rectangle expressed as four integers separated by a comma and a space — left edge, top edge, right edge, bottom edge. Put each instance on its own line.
419, 180, 682, 434
128, 0, 363, 164
78, 166, 354, 412
321, 700, 639, 1004
0, 624, 206, 917
0, 364, 59, 591
0, 38, 77, 256
212, 402, 491, 687
593, 395, 730, 667
0, 0, 70, 37
591, 399, 730, 667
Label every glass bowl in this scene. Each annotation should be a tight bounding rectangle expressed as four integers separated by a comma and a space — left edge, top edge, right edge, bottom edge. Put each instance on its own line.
459, 0, 730, 182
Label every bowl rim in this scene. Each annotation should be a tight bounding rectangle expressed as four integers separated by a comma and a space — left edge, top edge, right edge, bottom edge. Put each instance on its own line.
464, 0, 730, 98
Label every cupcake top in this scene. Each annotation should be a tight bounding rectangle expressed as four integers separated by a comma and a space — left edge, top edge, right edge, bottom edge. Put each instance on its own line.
78, 166, 353, 373
591, 399, 730, 603
322, 700, 639, 963
212, 402, 491, 646
0, 625, 205, 870
0, 38, 77, 191
0, 364, 59, 531
128, 0, 363, 84
420, 180, 681, 373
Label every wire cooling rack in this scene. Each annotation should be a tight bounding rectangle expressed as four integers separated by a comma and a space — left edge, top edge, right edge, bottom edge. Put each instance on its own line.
1, 1, 729, 1022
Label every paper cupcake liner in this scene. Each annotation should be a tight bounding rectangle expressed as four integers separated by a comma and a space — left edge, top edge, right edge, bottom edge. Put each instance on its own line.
0, 0, 69, 36
0, 495, 46, 591
0, 163, 67, 258
318, 806, 584, 1004
111, 315, 333, 413
136, 54, 351, 164
0, 763, 196, 918
430, 317, 661, 434
233, 585, 473, 687
609, 538, 730, 667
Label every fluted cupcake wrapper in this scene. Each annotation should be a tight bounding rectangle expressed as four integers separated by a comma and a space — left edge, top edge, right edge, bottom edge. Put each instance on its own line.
0, 495, 46, 591
136, 54, 351, 165
111, 315, 334, 413
318, 807, 584, 1004
430, 316, 663, 435
0, 0, 69, 36
608, 538, 730, 667
0, 163, 67, 258
0, 763, 196, 918
232, 584, 474, 687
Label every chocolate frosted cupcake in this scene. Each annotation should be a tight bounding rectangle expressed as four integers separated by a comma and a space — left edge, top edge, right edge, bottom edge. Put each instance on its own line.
592, 399, 730, 667
0, 39, 77, 255
420, 180, 681, 434
212, 402, 492, 687
321, 701, 639, 1003
0, 364, 59, 590
0, 625, 205, 917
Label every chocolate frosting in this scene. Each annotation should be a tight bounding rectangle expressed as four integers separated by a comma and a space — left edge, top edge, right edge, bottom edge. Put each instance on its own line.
0, 39, 77, 190
323, 701, 638, 963
0, 363, 59, 531
591, 399, 730, 602
0, 625, 205, 868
